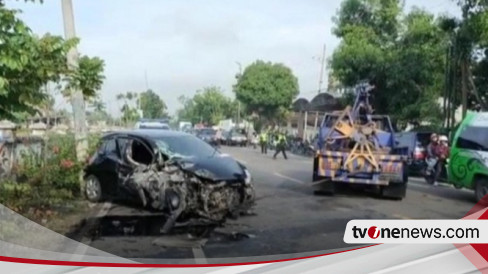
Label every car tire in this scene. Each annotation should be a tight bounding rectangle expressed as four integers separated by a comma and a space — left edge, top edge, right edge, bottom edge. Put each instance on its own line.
475, 177, 488, 203
84, 174, 103, 203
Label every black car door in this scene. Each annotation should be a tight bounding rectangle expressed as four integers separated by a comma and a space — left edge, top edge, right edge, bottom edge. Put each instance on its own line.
96, 137, 121, 196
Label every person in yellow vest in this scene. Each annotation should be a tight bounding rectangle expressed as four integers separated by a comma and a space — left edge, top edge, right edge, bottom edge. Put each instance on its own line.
273, 131, 288, 160
259, 131, 268, 154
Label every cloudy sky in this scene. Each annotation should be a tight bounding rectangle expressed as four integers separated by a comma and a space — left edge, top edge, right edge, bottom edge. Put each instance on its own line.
6, 0, 460, 116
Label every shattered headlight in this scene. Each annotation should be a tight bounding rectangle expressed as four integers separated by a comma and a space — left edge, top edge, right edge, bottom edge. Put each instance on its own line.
244, 169, 252, 185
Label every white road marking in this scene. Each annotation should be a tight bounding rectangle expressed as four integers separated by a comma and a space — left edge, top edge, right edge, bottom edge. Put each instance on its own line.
274, 172, 305, 184
70, 202, 112, 261
192, 247, 208, 264
206, 264, 271, 274
392, 213, 411, 220
408, 182, 430, 189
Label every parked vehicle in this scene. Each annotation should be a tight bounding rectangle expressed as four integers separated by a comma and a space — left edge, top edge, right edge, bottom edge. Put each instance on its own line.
196, 128, 219, 147
447, 111, 488, 201
394, 131, 434, 176
219, 130, 229, 144
84, 130, 255, 232
289, 138, 315, 157
223, 131, 248, 146
135, 119, 171, 130
178, 121, 192, 132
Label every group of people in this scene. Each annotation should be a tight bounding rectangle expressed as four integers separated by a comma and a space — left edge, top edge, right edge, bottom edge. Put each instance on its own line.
426, 133, 450, 186
257, 130, 289, 160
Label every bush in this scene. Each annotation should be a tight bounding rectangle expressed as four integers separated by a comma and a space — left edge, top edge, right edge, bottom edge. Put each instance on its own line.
0, 133, 101, 213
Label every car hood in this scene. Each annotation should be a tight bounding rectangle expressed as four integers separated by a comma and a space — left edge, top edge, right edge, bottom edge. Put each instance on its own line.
175, 154, 246, 182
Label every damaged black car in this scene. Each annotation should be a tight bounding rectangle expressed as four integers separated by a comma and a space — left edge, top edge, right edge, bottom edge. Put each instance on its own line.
83, 130, 255, 232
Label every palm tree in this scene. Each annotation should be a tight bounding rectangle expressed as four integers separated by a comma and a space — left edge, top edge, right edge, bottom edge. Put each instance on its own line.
90, 99, 106, 113
116, 93, 125, 101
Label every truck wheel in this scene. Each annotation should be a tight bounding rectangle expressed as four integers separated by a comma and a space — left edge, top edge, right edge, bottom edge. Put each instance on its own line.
381, 183, 406, 200
84, 175, 103, 203
475, 177, 488, 203
313, 180, 335, 196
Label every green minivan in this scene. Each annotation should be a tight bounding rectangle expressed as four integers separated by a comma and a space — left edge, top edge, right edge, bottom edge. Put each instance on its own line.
448, 111, 488, 201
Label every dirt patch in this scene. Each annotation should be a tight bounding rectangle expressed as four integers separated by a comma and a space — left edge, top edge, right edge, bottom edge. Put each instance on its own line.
22, 200, 98, 235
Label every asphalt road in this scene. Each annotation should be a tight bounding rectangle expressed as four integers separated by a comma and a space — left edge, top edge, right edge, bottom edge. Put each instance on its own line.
71, 146, 477, 263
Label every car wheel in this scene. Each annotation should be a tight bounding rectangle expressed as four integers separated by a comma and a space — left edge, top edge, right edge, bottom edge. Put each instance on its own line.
475, 177, 488, 202
85, 175, 103, 203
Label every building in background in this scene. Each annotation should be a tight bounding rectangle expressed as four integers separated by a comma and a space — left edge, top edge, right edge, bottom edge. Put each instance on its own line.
289, 92, 344, 140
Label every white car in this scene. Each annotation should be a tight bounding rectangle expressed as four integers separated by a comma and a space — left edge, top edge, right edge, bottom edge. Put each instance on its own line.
135, 121, 171, 130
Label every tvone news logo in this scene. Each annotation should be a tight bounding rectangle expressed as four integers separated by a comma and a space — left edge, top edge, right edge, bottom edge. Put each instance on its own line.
368, 226, 380, 239
352, 226, 381, 239
345, 220, 483, 244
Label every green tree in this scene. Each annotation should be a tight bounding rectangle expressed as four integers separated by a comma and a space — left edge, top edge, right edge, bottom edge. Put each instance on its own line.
90, 98, 106, 113
192, 87, 235, 125
0, 5, 77, 119
0, 4, 106, 121
86, 97, 113, 124
140, 89, 168, 119
176, 87, 236, 125
233, 60, 299, 123
330, 0, 448, 125
64, 56, 106, 101
176, 95, 196, 123
116, 92, 140, 125
452, 0, 488, 111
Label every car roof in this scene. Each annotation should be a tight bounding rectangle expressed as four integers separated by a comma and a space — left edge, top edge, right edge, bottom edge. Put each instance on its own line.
103, 129, 192, 139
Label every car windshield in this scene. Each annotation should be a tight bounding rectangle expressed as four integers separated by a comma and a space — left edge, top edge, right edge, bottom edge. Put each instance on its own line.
456, 126, 488, 152
154, 135, 218, 159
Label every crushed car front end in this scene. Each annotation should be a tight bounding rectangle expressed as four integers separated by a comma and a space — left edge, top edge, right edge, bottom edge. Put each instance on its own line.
125, 157, 255, 233
110, 131, 256, 233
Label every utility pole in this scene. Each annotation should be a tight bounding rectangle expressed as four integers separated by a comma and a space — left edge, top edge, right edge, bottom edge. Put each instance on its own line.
461, 60, 468, 119
318, 44, 326, 94
237, 101, 241, 128
61, 0, 88, 163
144, 70, 149, 90
236, 62, 242, 128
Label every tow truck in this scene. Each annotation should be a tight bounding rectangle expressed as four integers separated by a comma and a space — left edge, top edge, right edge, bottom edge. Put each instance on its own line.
313, 83, 408, 199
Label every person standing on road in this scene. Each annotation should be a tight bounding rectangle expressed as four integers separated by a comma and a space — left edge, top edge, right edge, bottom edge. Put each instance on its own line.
426, 133, 439, 184
215, 128, 222, 147
251, 132, 258, 149
434, 135, 450, 186
259, 131, 268, 154
273, 131, 288, 160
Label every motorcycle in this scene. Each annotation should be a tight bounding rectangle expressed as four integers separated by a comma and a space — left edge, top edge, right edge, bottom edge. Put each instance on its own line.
424, 157, 448, 185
